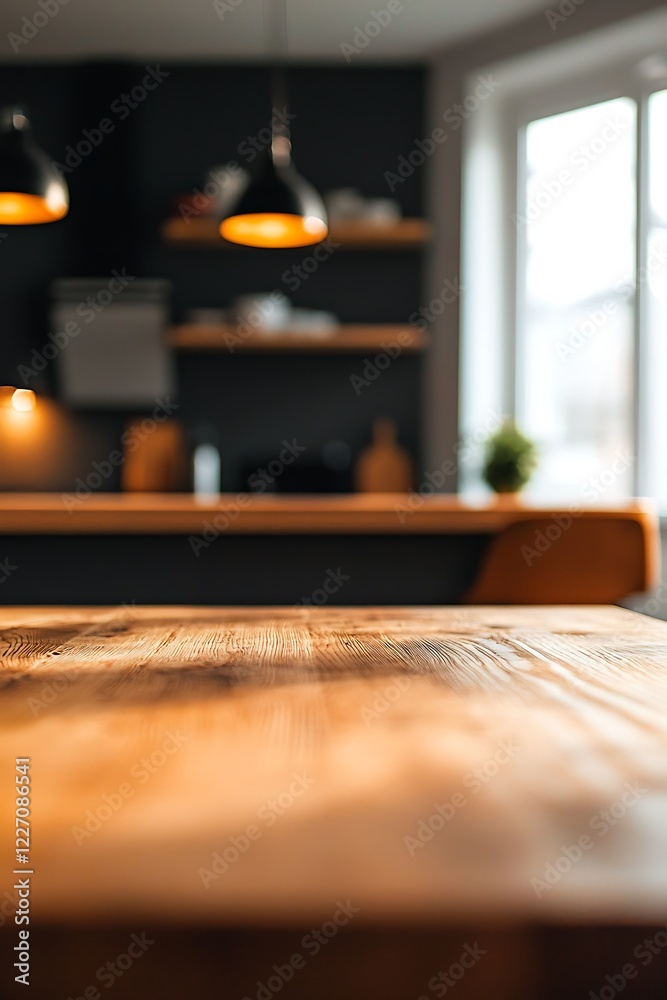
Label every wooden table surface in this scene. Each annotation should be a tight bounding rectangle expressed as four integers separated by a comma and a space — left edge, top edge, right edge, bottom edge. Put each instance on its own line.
0, 492, 655, 534
1, 604, 667, 933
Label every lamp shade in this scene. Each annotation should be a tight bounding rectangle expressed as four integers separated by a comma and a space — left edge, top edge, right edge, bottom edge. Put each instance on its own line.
219, 152, 327, 248
0, 107, 69, 225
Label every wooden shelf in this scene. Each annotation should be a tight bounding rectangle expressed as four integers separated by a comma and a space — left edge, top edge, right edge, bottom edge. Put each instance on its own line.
167, 323, 427, 353
161, 216, 431, 249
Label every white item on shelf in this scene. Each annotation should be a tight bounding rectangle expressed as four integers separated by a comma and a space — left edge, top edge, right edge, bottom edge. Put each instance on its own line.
289, 309, 339, 336
324, 188, 367, 221
232, 292, 292, 334
364, 199, 402, 224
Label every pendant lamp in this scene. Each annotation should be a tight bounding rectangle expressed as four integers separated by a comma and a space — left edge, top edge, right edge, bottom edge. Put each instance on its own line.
0, 107, 69, 225
218, 1, 327, 249
219, 135, 328, 248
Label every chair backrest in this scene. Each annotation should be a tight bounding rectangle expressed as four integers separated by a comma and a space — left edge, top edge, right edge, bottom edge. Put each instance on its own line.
465, 513, 659, 605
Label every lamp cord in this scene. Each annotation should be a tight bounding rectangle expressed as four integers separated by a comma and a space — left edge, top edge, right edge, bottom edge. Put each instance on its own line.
263, 0, 288, 58
264, 0, 291, 162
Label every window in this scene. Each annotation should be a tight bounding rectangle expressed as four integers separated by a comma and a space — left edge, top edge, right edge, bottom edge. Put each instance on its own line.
461, 47, 667, 510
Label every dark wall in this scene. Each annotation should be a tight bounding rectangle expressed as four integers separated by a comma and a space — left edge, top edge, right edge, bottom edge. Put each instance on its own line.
0, 533, 488, 606
0, 61, 426, 492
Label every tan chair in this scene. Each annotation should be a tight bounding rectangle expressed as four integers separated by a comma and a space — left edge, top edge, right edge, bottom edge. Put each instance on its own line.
465, 511, 660, 605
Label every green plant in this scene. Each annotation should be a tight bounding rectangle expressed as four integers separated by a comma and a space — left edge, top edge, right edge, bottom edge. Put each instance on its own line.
482, 420, 537, 494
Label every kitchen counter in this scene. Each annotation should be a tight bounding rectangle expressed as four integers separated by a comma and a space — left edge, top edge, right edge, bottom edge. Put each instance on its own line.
0, 492, 656, 534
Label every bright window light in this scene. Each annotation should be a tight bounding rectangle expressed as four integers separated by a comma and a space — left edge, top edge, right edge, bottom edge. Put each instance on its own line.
518, 98, 637, 500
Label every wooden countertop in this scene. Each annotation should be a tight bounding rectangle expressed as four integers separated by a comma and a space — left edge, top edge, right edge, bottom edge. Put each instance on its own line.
1, 604, 666, 929
0, 492, 656, 534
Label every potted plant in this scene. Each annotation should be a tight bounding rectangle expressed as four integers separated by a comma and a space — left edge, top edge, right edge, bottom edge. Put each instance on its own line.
482, 420, 537, 495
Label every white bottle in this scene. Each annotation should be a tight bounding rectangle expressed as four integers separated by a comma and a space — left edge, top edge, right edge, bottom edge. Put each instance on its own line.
193, 443, 221, 498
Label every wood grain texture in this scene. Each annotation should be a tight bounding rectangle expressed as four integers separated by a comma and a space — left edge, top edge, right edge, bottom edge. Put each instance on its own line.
1, 605, 666, 930
0, 492, 656, 536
